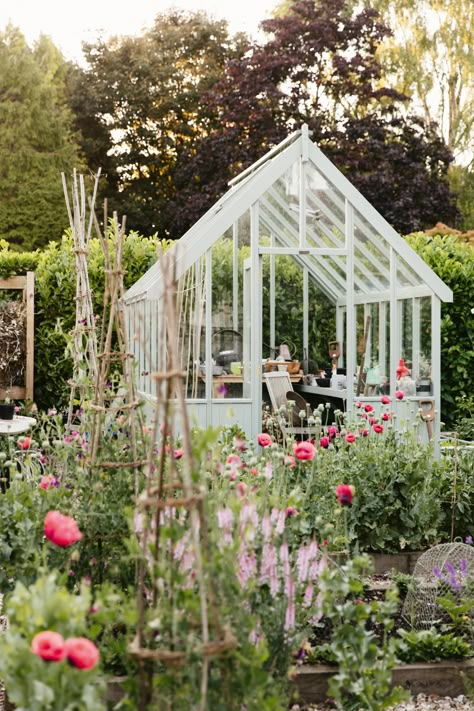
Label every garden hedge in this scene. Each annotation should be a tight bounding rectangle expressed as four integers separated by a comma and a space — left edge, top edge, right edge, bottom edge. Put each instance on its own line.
0, 232, 472, 424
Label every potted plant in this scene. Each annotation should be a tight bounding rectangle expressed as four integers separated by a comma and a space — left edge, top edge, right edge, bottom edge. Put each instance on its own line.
0, 388, 14, 420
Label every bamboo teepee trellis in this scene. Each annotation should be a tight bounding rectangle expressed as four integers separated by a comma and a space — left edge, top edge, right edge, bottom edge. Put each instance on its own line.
130, 248, 235, 710
62, 170, 100, 430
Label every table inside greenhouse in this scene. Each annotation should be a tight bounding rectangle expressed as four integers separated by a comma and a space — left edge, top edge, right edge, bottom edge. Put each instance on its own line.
201, 373, 303, 398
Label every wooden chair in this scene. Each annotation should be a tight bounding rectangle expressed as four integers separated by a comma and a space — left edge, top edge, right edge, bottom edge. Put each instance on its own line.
263, 371, 318, 442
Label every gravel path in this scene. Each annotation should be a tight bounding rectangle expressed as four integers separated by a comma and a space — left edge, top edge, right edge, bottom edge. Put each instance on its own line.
291, 694, 474, 710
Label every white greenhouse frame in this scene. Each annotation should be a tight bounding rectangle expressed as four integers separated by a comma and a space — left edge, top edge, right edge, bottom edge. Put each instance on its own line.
124, 125, 452, 448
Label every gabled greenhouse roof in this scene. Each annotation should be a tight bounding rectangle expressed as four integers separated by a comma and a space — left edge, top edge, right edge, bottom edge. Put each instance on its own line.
124, 126, 453, 304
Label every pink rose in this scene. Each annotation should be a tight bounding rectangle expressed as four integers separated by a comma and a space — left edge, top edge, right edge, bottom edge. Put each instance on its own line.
31, 631, 66, 662
44, 511, 82, 547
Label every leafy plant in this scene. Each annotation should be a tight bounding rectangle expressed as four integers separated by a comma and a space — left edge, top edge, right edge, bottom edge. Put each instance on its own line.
397, 629, 472, 663
0, 572, 106, 710
318, 555, 408, 711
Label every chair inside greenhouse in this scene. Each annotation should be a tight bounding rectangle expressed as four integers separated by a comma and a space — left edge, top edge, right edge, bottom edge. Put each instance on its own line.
124, 124, 453, 449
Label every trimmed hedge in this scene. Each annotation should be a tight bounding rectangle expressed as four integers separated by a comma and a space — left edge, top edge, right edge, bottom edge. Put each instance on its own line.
406, 234, 474, 428
1, 232, 473, 424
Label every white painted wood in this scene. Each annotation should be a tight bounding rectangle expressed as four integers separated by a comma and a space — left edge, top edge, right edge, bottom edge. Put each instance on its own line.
303, 266, 309, 360
379, 301, 387, 380
431, 296, 441, 457
229, 128, 301, 186
270, 232, 276, 353
251, 202, 262, 435
205, 249, 213, 423
258, 246, 347, 256
412, 298, 421, 380
232, 221, 239, 332
345, 200, 355, 413
389, 249, 398, 397
337, 285, 432, 306
336, 306, 344, 368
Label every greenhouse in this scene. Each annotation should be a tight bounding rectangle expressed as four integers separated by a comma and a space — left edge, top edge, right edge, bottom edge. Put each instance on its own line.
124, 124, 452, 446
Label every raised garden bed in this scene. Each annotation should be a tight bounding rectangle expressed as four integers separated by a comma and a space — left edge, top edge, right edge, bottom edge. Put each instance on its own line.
293, 659, 474, 704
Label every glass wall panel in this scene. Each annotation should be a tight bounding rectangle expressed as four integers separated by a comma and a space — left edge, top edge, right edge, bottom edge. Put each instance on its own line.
305, 161, 345, 248
353, 209, 390, 295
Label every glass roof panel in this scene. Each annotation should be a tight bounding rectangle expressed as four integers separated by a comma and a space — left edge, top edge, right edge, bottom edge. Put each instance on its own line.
397, 256, 424, 289
259, 165, 299, 247
305, 161, 345, 249
353, 208, 390, 294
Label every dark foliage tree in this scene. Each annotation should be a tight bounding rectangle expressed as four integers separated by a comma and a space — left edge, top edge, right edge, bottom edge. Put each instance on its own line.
69, 11, 248, 236
170, 0, 459, 235
0, 26, 84, 250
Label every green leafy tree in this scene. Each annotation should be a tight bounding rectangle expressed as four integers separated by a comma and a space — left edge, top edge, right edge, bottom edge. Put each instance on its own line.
0, 26, 84, 250
69, 11, 247, 237
369, 0, 474, 162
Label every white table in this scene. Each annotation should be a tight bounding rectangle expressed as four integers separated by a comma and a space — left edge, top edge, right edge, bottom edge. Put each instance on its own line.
0, 416, 37, 436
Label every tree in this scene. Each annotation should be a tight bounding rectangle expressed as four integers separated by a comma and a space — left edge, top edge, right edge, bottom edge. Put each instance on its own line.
70, 11, 247, 236
368, 0, 474, 162
0, 26, 84, 250
170, 0, 458, 235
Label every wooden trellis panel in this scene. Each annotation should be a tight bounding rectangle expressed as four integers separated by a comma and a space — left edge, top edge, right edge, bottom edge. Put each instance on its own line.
0, 272, 34, 401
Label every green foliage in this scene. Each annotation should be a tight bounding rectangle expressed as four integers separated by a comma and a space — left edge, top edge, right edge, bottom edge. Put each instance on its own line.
319, 555, 408, 710
439, 449, 474, 541
0, 572, 106, 710
449, 165, 474, 232
397, 629, 473, 663
406, 233, 474, 426
32, 231, 162, 410
0, 247, 39, 278
0, 26, 84, 251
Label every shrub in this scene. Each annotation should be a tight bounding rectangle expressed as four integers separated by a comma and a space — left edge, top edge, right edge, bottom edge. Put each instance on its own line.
406, 233, 474, 427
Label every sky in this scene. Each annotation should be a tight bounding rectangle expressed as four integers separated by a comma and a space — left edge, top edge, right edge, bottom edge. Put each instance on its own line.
1, 0, 277, 62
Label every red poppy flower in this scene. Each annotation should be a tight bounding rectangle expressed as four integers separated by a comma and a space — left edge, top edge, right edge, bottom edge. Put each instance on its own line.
293, 441, 316, 461
359, 428, 369, 437
31, 631, 66, 662
64, 637, 100, 670
327, 426, 338, 438
257, 433, 272, 447
237, 482, 247, 497
319, 436, 330, 448
395, 390, 405, 400
372, 423, 384, 434
345, 433, 356, 443
335, 484, 354, 506
173, 448, 183, 459
44, 511, 82, 547
364, 404, 374, 413
382, 412, 391, 421
368, 417, 376, 425
286, 506, 298, 517
381, 395, 391, 404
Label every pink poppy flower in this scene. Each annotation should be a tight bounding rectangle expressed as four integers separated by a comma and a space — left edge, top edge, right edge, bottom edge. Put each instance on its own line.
257, 433, 272, 447
368, 417, 376, 425
44, 511, 82, 547
395, 390, 405, 400
284, 455, 295, 468
382, 412, 391, 421
237, 482, 248, 497
327, 426, 338, 438
345, 433, 356, 443
173, 448, 183, 459
39, 475, 55, 490
319, 436, 330, 448
64, 638, 100, 670
17, 436, 31, 450
364, 404, 374, 413
286, 506, 298, 518
335, 484, 354, 506
31, 631, 66, 662
381, 395, 391, 404
372, 423, 384, 434
359, 428, 369, 437
293, 441, 316, 461
356, 401, 363, 408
